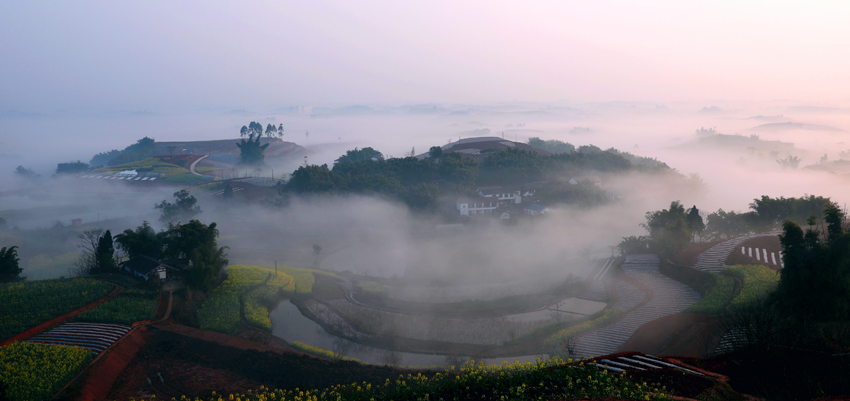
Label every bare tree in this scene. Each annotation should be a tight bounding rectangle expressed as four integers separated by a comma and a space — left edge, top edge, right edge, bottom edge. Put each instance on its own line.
71, 228, 104, 277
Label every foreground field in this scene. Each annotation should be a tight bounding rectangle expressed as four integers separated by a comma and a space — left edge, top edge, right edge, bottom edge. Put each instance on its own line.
0, 342, 93, 401
0, 278, 113, 340
76, 287, 160, 325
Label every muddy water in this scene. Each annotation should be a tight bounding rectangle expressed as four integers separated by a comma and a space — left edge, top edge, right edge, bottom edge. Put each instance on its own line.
270, 300, 545, 367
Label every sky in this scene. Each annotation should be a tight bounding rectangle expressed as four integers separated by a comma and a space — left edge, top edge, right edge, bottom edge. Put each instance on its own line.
2, 1, 850, 112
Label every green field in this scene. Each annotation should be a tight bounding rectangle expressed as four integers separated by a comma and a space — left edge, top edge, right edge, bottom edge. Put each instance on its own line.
92, 157, 198, 183
76, 287, 160, 325
0, 342, 93, 401
685, 274, 736, 314
0, 279, 113, 340
198, 265, 322, 334
725, 264, 780, 307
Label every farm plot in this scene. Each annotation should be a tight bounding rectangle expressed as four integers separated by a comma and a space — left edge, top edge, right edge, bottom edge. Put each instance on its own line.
0, 341, 93, 401
0, 278, 113, 340
384, 272, 579, 303
197, 265, 319, 334
76, 287, 160, 325
28, 322, 131, 353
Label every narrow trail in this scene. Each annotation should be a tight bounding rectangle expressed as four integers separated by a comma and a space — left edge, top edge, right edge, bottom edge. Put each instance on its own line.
188, 154, 209, 176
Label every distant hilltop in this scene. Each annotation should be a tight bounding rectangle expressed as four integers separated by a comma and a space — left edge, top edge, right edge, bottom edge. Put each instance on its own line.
416, 136, 549, 162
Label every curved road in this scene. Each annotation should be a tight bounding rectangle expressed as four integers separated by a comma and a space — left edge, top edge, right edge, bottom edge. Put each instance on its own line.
188, 154, 209, 176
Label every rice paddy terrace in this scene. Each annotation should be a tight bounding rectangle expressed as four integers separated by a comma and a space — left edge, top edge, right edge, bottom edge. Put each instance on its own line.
572, 254, 701, 359
28, 322, 131, 354
694, 231, 781, 272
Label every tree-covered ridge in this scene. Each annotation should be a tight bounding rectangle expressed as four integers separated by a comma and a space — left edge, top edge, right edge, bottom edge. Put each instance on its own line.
89, 136, 156, 167
527, 137, 670, 173
287, 144, 674, 210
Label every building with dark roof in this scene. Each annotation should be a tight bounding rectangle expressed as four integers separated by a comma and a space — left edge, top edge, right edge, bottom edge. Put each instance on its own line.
122, 255, 177, 281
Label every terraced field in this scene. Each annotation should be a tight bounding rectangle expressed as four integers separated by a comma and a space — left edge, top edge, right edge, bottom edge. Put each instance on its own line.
571, 254, 701, 358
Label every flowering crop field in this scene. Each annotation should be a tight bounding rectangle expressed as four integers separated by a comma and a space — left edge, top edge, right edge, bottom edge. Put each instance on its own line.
198, 265, 320, 334
0, 342, 93, 401
76, 287, 160, 325
128, 358, 670, 401
0, 278, 113, 340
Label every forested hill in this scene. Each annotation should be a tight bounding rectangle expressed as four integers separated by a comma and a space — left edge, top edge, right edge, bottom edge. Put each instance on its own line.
286, 140, 679, 210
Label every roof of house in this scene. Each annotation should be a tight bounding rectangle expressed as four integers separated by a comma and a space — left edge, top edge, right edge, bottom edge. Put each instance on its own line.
477, 186, 520, 195
123, 255, 169, 275
524, 203, 548, 212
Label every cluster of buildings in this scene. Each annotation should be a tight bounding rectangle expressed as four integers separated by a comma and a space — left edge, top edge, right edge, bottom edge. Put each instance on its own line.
456, 176, 624, 219
456, 183, 549, 218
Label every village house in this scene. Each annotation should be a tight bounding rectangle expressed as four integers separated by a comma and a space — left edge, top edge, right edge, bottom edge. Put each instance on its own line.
122, 255, 178, 282
456, 197, 500, 216
476, 186, 522, 204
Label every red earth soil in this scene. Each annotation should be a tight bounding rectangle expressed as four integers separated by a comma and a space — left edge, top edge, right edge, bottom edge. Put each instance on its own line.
619, 313, 722, 358
724, 235, 781, 269
70, 326, 151, 401
0, 283, 121, 346
670, 241, 721, 267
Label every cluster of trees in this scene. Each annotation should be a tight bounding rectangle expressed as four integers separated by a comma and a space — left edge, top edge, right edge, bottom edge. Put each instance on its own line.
0, 246, 23, 282
619, 201, 705, 258
240, 121, 284, 139
526, 138, 670, 173
56, 161, 89, 175
156, 190, 201, 223
14, 166, 40, 179
775, 202, 850, 320
286, 144, 662, 210
237, 133, 270, 165
114, 220, 228, 289
90, 137, 156, 167
703, 195, 830, 240
69, 220, 227, 289
622, 196, 830, 259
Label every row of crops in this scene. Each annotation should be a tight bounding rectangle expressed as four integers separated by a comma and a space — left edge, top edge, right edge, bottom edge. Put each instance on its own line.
0, 278, 113, 340
0, 342, 93, 401
75, 287, 160, 325
197, 265, 320, 334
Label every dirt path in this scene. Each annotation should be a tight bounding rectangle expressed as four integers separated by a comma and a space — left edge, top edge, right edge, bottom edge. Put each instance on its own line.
0, 283, 122, 347
188, 154, 209, 176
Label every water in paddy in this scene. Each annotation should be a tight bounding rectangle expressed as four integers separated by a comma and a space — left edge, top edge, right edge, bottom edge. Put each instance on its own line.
270, 300, 546, 367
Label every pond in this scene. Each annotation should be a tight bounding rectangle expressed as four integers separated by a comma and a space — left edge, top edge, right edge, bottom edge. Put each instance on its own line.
270, 300, 546, 367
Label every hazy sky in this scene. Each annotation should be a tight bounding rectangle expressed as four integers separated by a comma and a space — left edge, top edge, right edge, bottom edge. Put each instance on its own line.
2, 1, 849, 112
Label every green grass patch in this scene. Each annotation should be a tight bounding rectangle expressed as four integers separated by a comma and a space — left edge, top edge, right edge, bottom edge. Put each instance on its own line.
0, 279, 113, 340
76, 287, 160, 325
685, 274, 736, 313
128, 358, 670, 401
725, 264, 780, 307
197, 265, 327, 334
289, 341, 363, 363
0, 342, 93, 401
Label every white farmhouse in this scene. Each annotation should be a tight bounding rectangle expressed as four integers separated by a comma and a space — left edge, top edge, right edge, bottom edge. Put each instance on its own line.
457, 197, 499, 216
